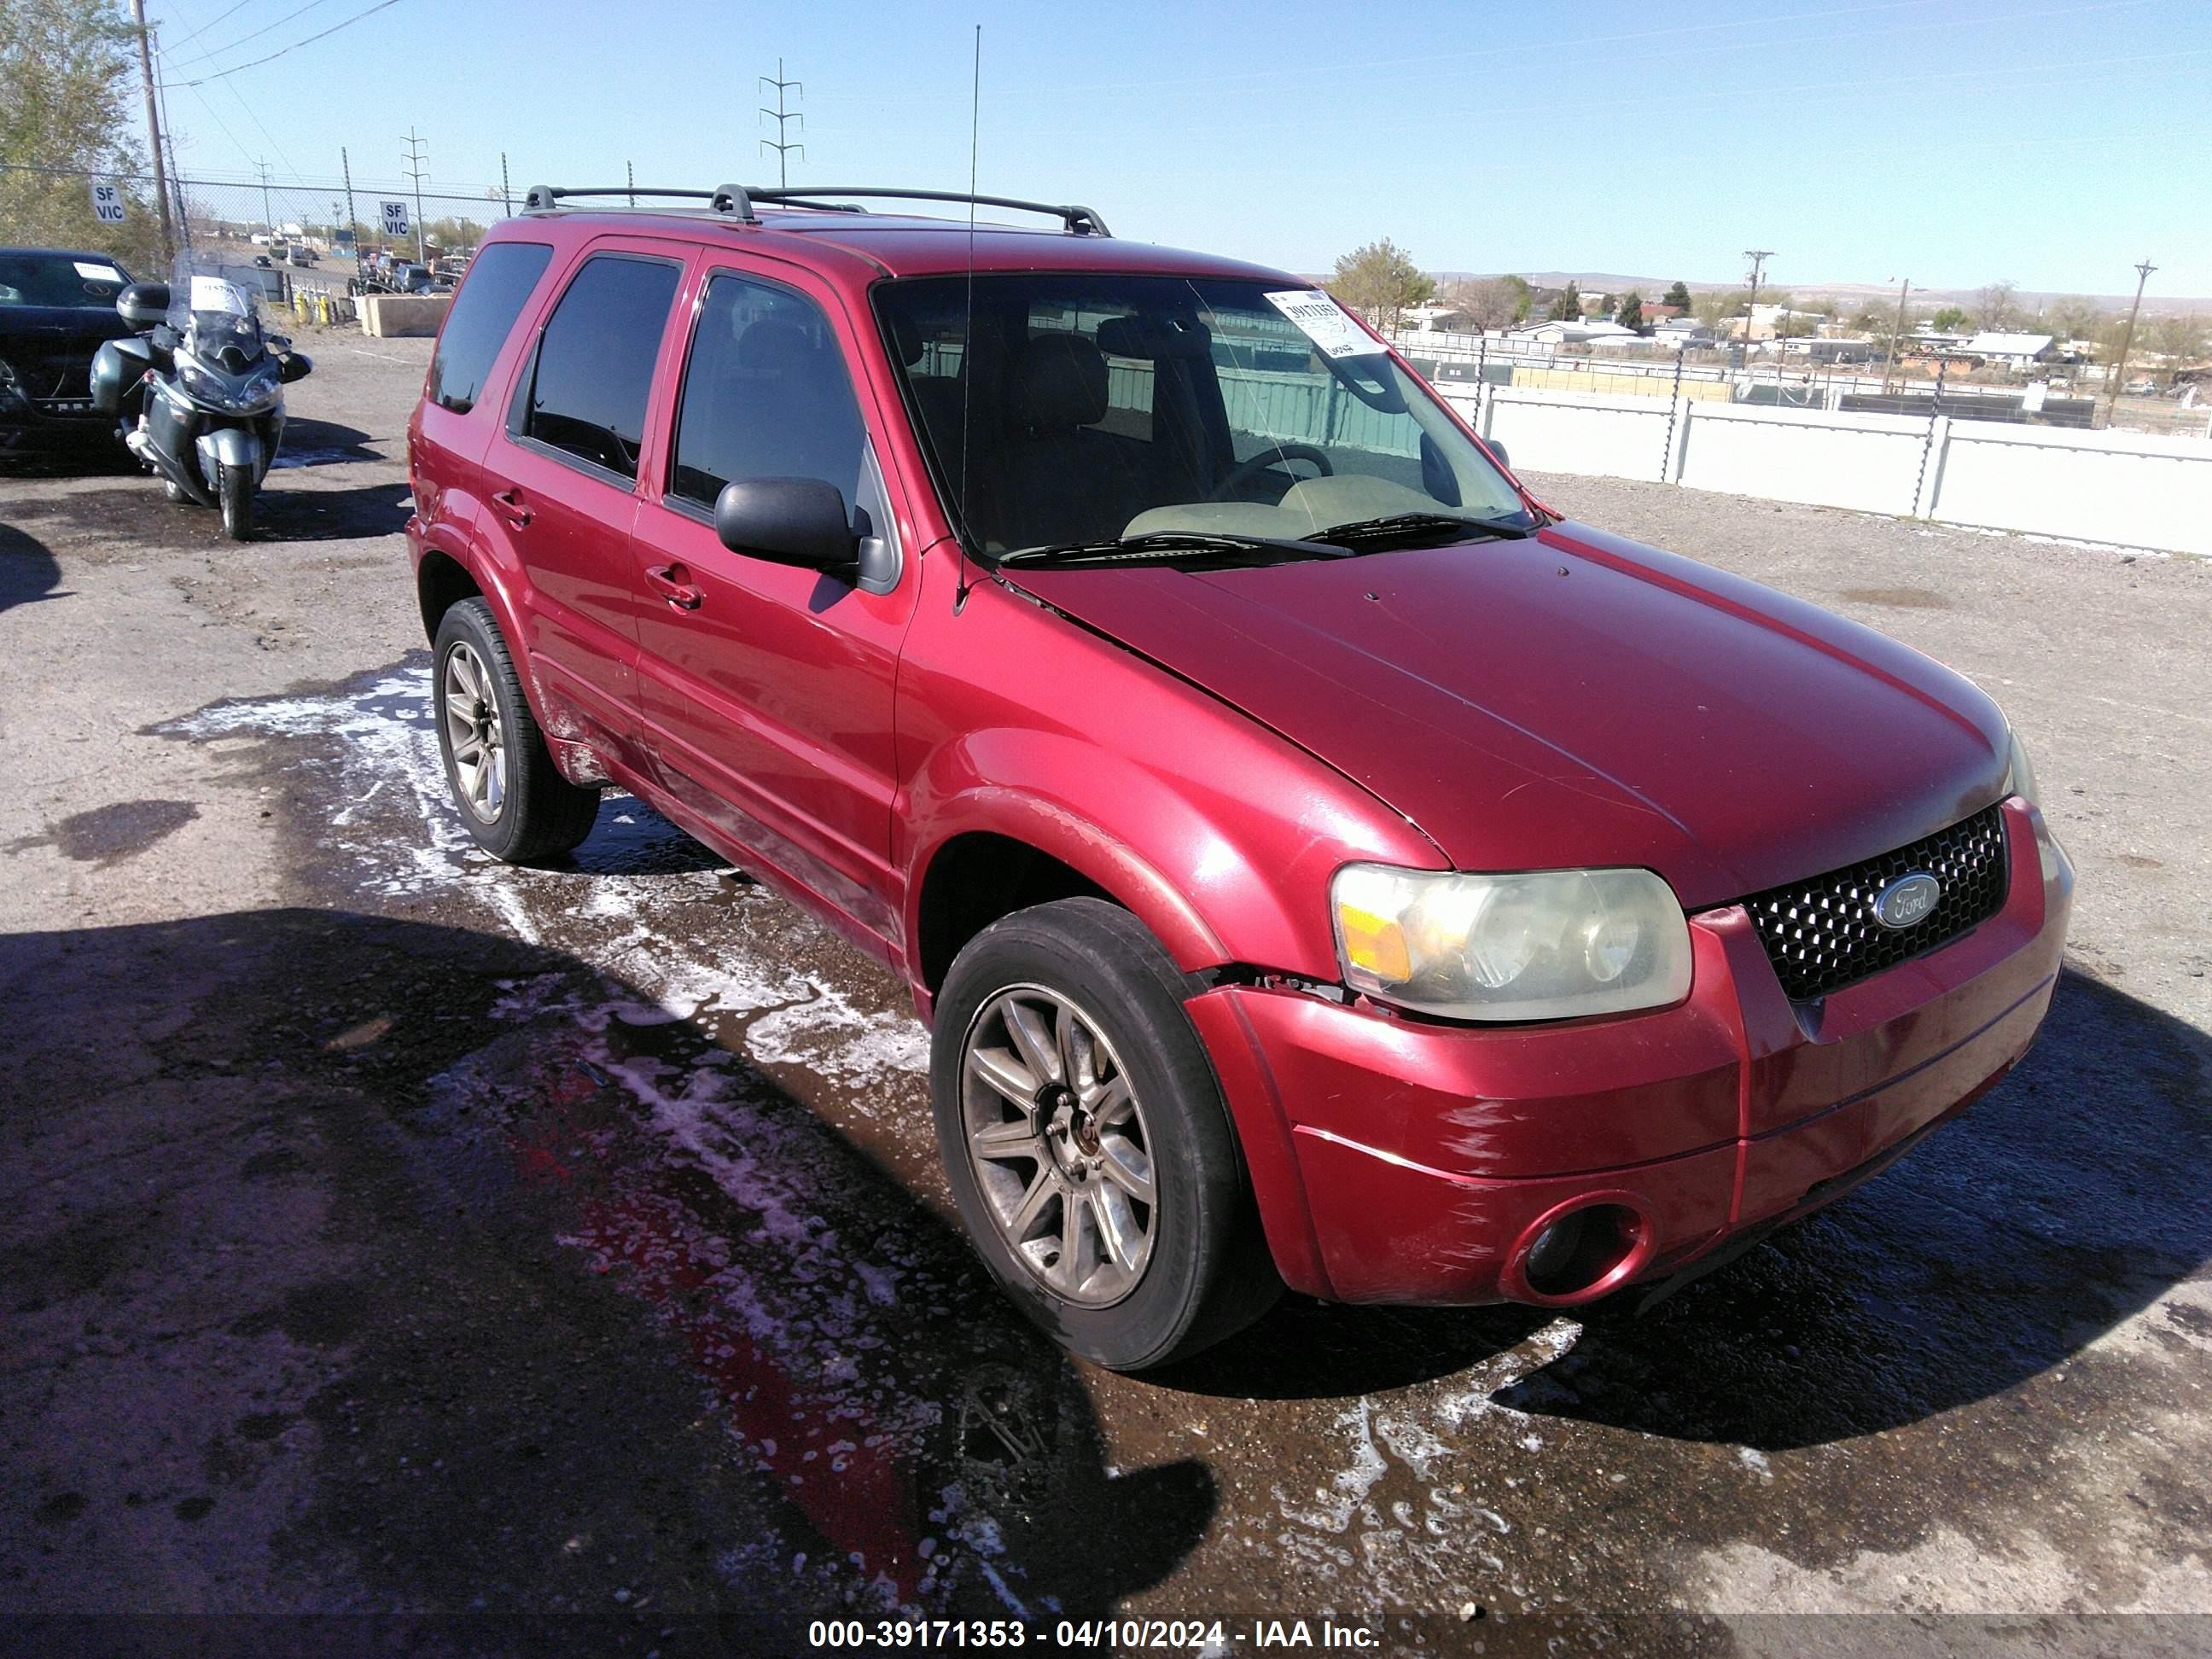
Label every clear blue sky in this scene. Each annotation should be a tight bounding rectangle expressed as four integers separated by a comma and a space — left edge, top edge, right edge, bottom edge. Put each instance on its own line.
147, 0, 2212, 299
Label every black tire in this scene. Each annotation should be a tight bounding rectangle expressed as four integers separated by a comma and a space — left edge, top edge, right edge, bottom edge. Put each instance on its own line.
218, 460, 253, 539
430, 597, 600, 863
930, 898, 1281, 1371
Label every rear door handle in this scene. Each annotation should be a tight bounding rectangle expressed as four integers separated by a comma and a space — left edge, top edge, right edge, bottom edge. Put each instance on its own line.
644, 563, 703, 611
491, 488, 532, 528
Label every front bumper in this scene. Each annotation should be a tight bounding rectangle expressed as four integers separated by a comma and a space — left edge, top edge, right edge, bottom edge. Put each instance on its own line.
1187, 798, 2072, 1305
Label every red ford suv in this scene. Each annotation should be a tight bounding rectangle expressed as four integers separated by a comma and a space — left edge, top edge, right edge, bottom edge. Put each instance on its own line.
405, 183, 2073, 1369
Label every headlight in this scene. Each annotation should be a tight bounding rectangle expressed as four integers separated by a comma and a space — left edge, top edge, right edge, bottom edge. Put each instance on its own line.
1331, 864, 1693, 1022
2003, 728, 2040, 807
175, 352, 281, 413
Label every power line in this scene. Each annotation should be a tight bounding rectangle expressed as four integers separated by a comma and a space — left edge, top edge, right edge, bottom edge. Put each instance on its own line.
172, 0, 336, 70
172, 0, 404, 88
162, 0, 258, 52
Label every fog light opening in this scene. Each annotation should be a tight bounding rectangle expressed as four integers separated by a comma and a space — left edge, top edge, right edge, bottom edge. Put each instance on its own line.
1520, 1203, 1643, 1301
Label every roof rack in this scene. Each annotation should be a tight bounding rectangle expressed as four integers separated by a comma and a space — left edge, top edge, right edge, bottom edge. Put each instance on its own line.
521, 182, 1110, 237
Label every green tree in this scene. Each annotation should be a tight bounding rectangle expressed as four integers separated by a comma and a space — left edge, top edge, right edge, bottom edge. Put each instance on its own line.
0, 0, 162, 270
1545, 279, 1582, 322
1932, 306, 1968, 332
1662, 280, 1691, 311
1326, 238, 1435, 334
1615, 289, 1644, 332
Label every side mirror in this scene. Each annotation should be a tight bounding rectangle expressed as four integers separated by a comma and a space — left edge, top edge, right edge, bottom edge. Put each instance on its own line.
279, 352, 313, 384
116, 282, 170, 329
1485, 439, 1512, 471
714, 477, 855, 572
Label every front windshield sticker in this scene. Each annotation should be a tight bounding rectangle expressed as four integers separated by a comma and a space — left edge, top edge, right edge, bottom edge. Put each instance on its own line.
74, 261, 125, 284
188, 275, 248, 315
1263, 289, 1385, 358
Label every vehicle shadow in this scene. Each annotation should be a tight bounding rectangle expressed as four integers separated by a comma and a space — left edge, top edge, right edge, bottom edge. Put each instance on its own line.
253, 480, 412, 541
1168, 969, 2212, 1449
271, 416, 381, 466
0, 442, 133, 480
0, 907, 1214, 1633
0, 522, 65, 613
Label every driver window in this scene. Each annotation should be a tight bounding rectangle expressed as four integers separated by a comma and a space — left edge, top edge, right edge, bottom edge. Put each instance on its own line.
669, 274, 865, 515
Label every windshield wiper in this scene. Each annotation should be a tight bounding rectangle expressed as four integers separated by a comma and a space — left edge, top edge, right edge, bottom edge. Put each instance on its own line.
997, 530, 1349, 568
1312, 511, 1537, 550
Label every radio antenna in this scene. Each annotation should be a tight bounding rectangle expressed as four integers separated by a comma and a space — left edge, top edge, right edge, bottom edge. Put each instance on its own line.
953, 22, 981, 613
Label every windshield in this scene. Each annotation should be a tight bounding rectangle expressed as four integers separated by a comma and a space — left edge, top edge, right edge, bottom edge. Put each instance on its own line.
167, 267, 265, 364
0, 252, 131, 309
874, 273, 1529, 557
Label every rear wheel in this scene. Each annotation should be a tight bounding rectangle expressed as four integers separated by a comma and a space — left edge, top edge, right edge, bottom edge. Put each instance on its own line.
431, 597, 600, 863
217, 461, 253, 539
930, 898, 1280, 1370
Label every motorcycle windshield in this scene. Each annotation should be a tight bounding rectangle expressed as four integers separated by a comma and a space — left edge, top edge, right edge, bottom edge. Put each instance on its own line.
167, 268, 266, 369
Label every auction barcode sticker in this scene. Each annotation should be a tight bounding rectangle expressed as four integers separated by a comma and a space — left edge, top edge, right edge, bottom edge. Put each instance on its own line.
1263, 289, 1385, 358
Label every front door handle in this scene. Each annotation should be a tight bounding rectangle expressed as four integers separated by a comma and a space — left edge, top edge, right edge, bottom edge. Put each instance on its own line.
644, 563, 703, 611
491, 488, 532, 528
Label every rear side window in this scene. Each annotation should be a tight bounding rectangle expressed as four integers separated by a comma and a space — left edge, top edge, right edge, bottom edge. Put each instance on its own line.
426, 242, 550, 413
522, 253, 681, 480
669, 274, 865, 511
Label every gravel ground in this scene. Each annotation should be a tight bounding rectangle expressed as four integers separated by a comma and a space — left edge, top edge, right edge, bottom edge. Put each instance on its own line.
2, 335, 2208, 1656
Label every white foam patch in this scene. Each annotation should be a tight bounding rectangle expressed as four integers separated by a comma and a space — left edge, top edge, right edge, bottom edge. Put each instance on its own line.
167, 666, 934, 1093
1257, 1318, 1582, 1608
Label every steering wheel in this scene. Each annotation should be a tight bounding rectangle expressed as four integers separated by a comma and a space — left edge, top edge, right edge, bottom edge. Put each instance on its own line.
1208, 442, 1334, 502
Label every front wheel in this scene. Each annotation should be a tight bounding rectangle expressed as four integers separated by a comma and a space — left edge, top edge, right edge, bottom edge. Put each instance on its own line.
930, 898, 1280, 1370
218, 460, 253, 539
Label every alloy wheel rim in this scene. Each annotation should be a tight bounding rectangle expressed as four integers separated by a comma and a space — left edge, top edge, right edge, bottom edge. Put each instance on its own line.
441, 642, 507, 822
959, 984, 1156, 1307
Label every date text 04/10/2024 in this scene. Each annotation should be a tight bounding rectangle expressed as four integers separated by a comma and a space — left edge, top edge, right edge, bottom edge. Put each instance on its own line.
804, 1618, 1381, 1650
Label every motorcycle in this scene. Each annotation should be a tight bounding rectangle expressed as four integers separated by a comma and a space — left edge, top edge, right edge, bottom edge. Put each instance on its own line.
90, 261, 312, 540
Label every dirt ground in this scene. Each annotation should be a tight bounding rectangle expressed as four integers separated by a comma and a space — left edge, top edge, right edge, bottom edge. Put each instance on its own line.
3, 334, 2209, 1657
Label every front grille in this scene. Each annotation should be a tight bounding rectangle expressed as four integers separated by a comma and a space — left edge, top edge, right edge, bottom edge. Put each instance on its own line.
1739, 803, 2009, 1000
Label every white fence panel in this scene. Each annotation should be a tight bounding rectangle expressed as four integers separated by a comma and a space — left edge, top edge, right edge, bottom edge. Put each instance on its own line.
1676, 403, 1928, 515
1930, 425, 2212, 557
1445, 386, 1675, 482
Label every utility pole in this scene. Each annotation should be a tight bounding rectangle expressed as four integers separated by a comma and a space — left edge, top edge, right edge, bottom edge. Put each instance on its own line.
759, 59, 804, 187
257, 160, 273, 237
2104, 257, 2157, 427
401, 128, 428, 262
1742, 248, 1774, 381
130, 0, 176, 260
500, 152, 511, 216
341, 146, 357, 253
626, 160, 635, 208
1880, 276, 1911, 397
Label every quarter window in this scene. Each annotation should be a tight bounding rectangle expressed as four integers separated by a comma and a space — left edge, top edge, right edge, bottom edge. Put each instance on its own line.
427, 241, 551, 414
669, 274, 865, 512
523, 253, 681, 479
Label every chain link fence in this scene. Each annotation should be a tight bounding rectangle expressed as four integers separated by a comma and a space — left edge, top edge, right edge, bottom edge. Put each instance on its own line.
1395, 328, 2211, 440
3, 158, 515, 286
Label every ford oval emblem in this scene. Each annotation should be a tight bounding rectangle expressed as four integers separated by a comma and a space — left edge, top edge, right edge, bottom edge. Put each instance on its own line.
1872, 871, 1942, 929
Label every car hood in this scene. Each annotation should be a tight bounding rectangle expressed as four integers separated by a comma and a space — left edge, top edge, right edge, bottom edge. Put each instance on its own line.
0, 304, 131, 345
1006, 521, 2011, 909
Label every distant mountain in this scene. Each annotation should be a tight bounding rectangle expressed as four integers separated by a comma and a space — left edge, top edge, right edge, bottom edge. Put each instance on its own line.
1422, 271, 2210, 313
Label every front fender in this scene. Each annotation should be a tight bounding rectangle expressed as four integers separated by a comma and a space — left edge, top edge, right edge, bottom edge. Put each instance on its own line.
195, 424, 266, 487
901, 722, 1438, 990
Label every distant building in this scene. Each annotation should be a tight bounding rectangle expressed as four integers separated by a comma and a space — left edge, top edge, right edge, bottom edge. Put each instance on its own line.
1961, 331, 2058, 368
1510, 319, 1639, 346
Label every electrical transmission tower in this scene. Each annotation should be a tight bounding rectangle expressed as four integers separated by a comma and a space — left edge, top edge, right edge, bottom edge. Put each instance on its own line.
401, 127, 428, 261
759, 59, 803, 187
